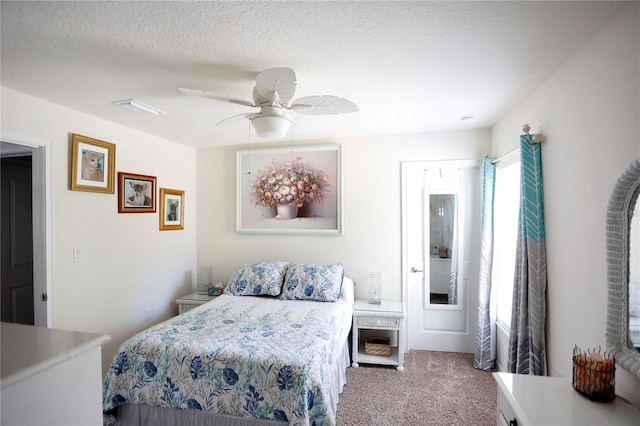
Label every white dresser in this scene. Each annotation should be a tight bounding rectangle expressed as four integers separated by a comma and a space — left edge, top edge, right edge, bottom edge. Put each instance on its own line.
1, 322, 110, 426
493, 372, 639, 425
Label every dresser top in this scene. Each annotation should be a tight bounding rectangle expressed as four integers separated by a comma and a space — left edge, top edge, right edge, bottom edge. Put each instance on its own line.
1, 322, 110, 389
494, 372, 639, 425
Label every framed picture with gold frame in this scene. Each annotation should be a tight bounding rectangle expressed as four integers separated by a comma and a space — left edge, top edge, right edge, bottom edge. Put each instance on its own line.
159, 188, 184, 230
70, 133, 116, 193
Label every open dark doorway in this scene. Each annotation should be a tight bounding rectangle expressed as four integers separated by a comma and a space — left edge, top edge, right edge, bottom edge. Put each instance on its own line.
1, 155, 34, 324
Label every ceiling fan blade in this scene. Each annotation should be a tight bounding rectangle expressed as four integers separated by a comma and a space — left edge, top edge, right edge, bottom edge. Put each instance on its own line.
216, 112, 257, 125
288, 95, 359, 115
253, 67, 297, 105
179, 88, 256, 108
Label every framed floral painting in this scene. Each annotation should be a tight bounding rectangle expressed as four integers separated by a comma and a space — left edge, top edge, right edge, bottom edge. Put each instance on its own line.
236, 144, 343, 235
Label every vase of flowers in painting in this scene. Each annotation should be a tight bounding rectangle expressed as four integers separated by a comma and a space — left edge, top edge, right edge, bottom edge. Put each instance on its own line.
276, 205, 299, 220
250, 156, 329, 220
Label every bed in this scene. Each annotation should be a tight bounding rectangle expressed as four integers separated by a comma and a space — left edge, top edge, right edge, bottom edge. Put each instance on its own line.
103, 262, 354, 426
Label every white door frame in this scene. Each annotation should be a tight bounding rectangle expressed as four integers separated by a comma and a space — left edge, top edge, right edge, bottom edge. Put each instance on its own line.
1, 129, 53, 327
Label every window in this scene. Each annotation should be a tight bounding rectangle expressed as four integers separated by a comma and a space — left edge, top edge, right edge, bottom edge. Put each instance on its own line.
493, 158, 520, 330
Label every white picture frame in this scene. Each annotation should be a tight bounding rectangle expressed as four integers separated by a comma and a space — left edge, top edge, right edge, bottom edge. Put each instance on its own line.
236, 144, 343, 236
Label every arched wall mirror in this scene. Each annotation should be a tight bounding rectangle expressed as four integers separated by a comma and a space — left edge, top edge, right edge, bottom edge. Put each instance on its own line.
606, 157, 640, 378
630, 200, 639, 350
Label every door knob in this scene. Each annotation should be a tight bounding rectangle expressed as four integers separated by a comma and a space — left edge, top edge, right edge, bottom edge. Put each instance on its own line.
411, 267, 423, 273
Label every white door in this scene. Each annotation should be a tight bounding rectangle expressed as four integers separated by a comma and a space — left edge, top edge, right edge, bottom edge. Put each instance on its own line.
402, 160, 481, 353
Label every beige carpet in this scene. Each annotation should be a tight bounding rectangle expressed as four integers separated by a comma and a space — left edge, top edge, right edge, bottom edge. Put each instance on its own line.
335, 351, 497, 425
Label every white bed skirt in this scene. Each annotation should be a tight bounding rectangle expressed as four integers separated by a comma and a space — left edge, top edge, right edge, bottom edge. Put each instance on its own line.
113, 337, 351, 426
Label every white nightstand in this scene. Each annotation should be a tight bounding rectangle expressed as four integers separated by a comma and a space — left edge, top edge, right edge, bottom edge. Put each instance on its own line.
175, 292, 218, 314
351, 299, 405, 371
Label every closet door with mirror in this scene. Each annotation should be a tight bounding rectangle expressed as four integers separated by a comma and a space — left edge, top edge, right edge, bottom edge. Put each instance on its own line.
403, 160, 481, 353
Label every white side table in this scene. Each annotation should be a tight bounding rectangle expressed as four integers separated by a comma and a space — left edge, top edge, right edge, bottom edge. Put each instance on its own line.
176, 292, 218, 314
352, 299, 405, 371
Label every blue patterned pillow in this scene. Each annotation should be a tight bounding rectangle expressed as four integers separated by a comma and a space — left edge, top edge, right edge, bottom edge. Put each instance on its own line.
282, 263, 344, 302
225, 261, 289, 296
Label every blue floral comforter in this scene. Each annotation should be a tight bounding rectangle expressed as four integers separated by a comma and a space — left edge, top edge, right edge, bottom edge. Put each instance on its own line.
102, 294, 352, 425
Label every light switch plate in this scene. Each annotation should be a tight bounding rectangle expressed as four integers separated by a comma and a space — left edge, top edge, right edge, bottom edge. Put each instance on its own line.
73, 247, 84, 263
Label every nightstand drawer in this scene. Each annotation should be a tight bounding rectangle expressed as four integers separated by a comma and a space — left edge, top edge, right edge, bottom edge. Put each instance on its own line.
178, 303, 202, 315
357, 316, 399, 328
176, 291, 218, 315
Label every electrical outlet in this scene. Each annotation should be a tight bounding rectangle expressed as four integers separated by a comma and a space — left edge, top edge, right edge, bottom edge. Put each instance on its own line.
144, 308, 151, 322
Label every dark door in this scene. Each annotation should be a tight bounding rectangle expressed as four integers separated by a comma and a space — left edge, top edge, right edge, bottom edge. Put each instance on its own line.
1, 156, 34, 324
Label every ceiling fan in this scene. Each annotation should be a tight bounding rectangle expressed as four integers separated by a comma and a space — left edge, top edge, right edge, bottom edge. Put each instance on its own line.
179, 67, 359, 139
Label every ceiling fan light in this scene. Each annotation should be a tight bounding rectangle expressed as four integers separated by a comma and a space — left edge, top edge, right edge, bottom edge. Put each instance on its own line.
251, 116, 291, 139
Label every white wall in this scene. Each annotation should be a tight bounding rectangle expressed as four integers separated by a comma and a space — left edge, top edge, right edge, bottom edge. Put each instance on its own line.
492, 3, 640, 405
196, 130, 490, 302
1, 88, 198, 374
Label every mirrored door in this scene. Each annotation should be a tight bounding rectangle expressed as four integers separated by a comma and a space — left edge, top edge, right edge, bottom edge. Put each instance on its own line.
403, 160, 481, 353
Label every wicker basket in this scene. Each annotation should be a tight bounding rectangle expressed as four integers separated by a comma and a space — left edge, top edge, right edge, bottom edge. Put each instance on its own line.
365, 337, 391, 357
572, 346, 615, 402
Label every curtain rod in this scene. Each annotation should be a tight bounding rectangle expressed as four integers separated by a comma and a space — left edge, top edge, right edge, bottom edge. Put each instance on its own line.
487, 124, 543, 165
490, 147, 519, 165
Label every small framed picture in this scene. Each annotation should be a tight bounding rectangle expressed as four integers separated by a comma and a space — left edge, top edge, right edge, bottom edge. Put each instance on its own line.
70, 134, 116, 193
159, 188, 184, 231
118, 172, 157, 213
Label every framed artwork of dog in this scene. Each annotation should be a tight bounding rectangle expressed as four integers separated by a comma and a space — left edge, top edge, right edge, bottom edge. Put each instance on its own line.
159, 188, 184, 231
117, 172, 157, 213
70, 133, 116, 193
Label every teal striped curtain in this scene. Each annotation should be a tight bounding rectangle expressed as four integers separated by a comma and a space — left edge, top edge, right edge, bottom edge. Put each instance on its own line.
507, 135, 548, 375
474, 157, 497, 370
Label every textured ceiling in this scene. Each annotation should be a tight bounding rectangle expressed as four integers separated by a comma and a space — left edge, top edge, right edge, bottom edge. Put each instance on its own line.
0, 1, 626, 148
